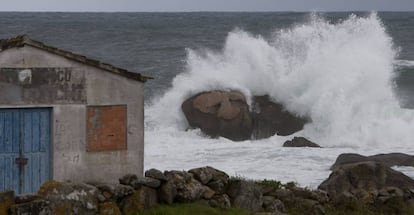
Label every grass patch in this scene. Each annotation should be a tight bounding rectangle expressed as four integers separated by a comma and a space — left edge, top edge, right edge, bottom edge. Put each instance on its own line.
136, 203, 249, 215
255, 179, 283, 190
322, 197, 414, 215
254, 179, 299, 190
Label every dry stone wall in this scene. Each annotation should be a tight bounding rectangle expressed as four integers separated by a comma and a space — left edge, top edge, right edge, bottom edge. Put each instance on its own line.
1, 158, 414, 215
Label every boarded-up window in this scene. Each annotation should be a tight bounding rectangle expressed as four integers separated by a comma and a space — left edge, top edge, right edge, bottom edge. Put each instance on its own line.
87, 105, 127, 152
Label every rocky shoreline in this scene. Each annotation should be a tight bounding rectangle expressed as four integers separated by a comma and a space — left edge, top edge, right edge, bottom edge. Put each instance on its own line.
1, 153, 414, 215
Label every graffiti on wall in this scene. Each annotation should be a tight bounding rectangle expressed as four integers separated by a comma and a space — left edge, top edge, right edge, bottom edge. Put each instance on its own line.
0, 67, 86, 104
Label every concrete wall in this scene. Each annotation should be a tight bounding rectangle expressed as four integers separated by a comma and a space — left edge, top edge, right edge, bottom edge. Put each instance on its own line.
0, 46, 144, 183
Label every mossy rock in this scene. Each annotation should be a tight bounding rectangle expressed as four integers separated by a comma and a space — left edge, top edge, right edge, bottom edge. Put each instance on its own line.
38, 180, 66, 196
37, 180, 99, 215
99, 201, 121, 215
10, 200, 52, 215
121, 186, 157, 214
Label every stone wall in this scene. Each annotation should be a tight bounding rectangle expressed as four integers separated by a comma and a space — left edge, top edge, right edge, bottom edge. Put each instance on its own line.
0, 166, 287, 215
1, 162, 414, 215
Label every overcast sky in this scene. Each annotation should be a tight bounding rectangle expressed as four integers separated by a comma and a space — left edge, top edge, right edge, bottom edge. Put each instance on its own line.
1, 0, 414, 12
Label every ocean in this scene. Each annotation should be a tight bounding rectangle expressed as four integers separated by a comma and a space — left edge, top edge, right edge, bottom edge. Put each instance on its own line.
2, 11, 414, 187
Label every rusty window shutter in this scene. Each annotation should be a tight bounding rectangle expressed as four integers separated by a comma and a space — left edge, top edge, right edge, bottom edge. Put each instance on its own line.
86, 105, 127, 152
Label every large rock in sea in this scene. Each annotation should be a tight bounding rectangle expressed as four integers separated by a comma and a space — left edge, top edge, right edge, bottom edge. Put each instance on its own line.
251, 95, 308, 138
182, 91, 253, 141
283, 136, 321, 148
182, 91, 308, 141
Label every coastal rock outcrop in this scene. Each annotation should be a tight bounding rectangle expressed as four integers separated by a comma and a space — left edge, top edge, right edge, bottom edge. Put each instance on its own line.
181, 91, 309, 141
319, 161, 414, 201
330, 153, 414, 170
283, 137, 321, 148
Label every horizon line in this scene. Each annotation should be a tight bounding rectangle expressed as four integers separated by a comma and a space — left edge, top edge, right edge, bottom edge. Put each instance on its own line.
0, 9, 413, 13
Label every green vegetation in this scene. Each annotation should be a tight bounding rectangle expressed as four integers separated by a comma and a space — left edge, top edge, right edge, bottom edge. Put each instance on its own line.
254, 179, 283, 190
323, 197, 414, 215
135, 203, 249, 215
132, 198, 414, 215
254, 179, 301, 192
285, 197, 414, 215
283, 181, 298, 190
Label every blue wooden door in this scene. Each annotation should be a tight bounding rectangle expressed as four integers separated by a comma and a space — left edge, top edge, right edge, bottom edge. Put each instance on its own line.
0, 108, 51, 194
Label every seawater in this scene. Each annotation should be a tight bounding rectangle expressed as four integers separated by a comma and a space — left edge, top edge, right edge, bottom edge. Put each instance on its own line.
2, 12, 414, 187
145, 12, 414, 187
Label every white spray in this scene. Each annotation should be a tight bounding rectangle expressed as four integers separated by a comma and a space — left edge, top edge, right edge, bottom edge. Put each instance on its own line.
145, 13, 414, 185
147, 13, 414, 148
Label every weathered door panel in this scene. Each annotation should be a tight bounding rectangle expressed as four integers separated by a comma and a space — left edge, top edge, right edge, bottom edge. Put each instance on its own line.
0, 110, 20, 192
21, 109, 51, 193
0, 108, 51, 193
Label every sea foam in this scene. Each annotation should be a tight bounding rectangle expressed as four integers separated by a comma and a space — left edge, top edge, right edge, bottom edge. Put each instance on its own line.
145, 13, 414, 187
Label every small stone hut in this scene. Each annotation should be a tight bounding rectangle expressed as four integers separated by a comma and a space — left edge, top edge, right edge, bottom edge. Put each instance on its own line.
0, 35, 150, 193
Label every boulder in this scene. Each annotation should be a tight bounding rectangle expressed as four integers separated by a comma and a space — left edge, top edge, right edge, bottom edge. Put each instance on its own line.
376, 186, 405, 203
132, 177, 162, 189
182, 91, 309, 141
202, 187, 216, 200
93, 183, 134, 201
10, 200, 52, 215
164, 170, 214, 203
282, 137, 320, 148
120, 186, 157, 214
252, 95, 308, 138
157, 179, 177, 204
226, 179, 263, 213
119, 174, 138, 186
319, 161, 414, 200
189, 166, 229, 194
145, 168, 168, 181
289, 187, 328, 204
189, 166, 216, 184
331, 153, 414, 170
208, 194, 231, 208
262, 196, 285, 214
330, 153, 368, 169
15, 194, 40, 204
272, 188, 293, 200
98, 202, 121, 215
37, 180, 99, 215
119, 173, 161, 189
267, 186, 327, 215
182, 91, 253, 141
